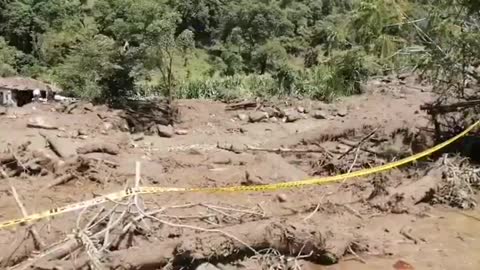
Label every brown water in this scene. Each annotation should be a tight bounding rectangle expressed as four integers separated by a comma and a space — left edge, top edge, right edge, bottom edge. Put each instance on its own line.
304, 207, 480, 270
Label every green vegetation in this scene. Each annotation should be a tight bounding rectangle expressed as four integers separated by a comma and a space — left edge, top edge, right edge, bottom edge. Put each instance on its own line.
0, 0, 478, 103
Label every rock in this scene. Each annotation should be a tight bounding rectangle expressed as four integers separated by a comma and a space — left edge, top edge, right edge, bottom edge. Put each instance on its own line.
196, 263, 221, 270
157, 125, 174, 138
296, 106, 306, 113
78, 129, 88, 136
132, 133, 144, 141
397, 73, 410, 80
284, 111, 302, 123
262, 107, 279, 118
148, 125, 157, 135
318, 252, 338, 265
277, 193, 288, 202
269, 116, 278, 122
241, 171, 265, 186
336, 108, 348, 117
248, 111, 268, 123
393, 260, 415, 270
312, 110, 328, 119
237, 113, 248, 121
0, 107, 7, 115
27, 117, 58, 130
216, 263, 238, 270
103, 122, 114, 131
211, 156, 232, 165
174, 129, 189, 135
53, 103, 66, 112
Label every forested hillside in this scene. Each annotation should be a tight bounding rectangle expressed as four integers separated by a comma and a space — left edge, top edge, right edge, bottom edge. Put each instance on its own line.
0, 0, 478, 102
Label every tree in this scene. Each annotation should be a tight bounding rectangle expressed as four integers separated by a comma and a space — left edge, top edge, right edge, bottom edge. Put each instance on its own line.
51, 34, 119, 100
251, 40, 288, 74
0, 37, 23, 76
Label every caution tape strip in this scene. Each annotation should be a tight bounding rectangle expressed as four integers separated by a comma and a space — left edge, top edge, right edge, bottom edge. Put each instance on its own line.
0, 121, 478, 230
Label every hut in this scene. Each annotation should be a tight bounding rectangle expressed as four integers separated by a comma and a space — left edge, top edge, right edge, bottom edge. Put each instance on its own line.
0, 77, 62, 107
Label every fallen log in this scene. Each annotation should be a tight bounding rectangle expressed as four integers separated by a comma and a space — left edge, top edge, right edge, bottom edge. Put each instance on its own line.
77, 143, 120, 155
246, 145, 327, 154
216, 143, 243, 154
420, 99, 480, 114
102, 218, 353, 269
225, 100, 258, 111
39, 132, 70, 159
42, 173, 76, 189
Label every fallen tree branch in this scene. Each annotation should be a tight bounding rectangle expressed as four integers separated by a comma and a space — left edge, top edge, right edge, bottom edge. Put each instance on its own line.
85, 157, 119, 168
338, 139, 383, 157
420, 99, 480, 114
245, 145, 327, 154
225, 100, 258, 111
27, 123, 58, 130
400, 227, 419, 245
338, 128, 379, 160
42, 173, 76, 189
216, 143, 243, 154
103, 217, 352, 269
0, 168, 46, 251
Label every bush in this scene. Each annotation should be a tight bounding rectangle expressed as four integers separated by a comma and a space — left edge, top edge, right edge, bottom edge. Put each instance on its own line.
177, 74, 276, 101
178, 48, 371, 102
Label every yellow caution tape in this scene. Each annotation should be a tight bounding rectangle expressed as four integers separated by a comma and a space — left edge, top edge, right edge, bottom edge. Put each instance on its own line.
0, 121, 478, 230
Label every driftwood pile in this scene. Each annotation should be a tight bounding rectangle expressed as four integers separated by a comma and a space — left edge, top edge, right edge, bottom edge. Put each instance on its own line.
0, 137, 119, 190
117, 98, 177, 136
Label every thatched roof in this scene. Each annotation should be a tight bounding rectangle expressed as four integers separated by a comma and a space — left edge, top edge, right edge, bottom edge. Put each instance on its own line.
0, 77, 62, 92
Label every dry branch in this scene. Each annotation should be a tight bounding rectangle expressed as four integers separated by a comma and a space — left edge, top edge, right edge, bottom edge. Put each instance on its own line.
420, 99, 480, 114
245, 145, 327, 154
27, 123, 59, 130
338, 139, 383, 157
216, 143, 243, 154
338, 128, 378, 160
0, 168, 45, 251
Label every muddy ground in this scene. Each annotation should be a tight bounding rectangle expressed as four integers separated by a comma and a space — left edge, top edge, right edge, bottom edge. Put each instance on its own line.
0, 74, 479, 270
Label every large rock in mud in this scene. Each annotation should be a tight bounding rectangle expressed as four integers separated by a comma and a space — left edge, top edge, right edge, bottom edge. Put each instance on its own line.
157, 124, 174, 138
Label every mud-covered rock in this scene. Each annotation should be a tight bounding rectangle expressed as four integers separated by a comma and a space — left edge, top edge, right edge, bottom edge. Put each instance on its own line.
336, 108, 348, 117
248, 111, 268, 123
174, 129, 189, 135
297, 106, 306, 113
196, 263, 221, 270
284, 111, 303, 122
237, 113, 248, 121
157, 124, 174, 138
312, 110, 328, 119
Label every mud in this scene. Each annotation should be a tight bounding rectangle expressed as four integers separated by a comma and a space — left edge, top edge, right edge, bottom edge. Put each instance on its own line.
0, 74, 479, 270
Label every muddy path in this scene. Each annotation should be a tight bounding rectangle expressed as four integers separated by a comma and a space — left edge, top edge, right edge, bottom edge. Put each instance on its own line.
0, 75, 479, 270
